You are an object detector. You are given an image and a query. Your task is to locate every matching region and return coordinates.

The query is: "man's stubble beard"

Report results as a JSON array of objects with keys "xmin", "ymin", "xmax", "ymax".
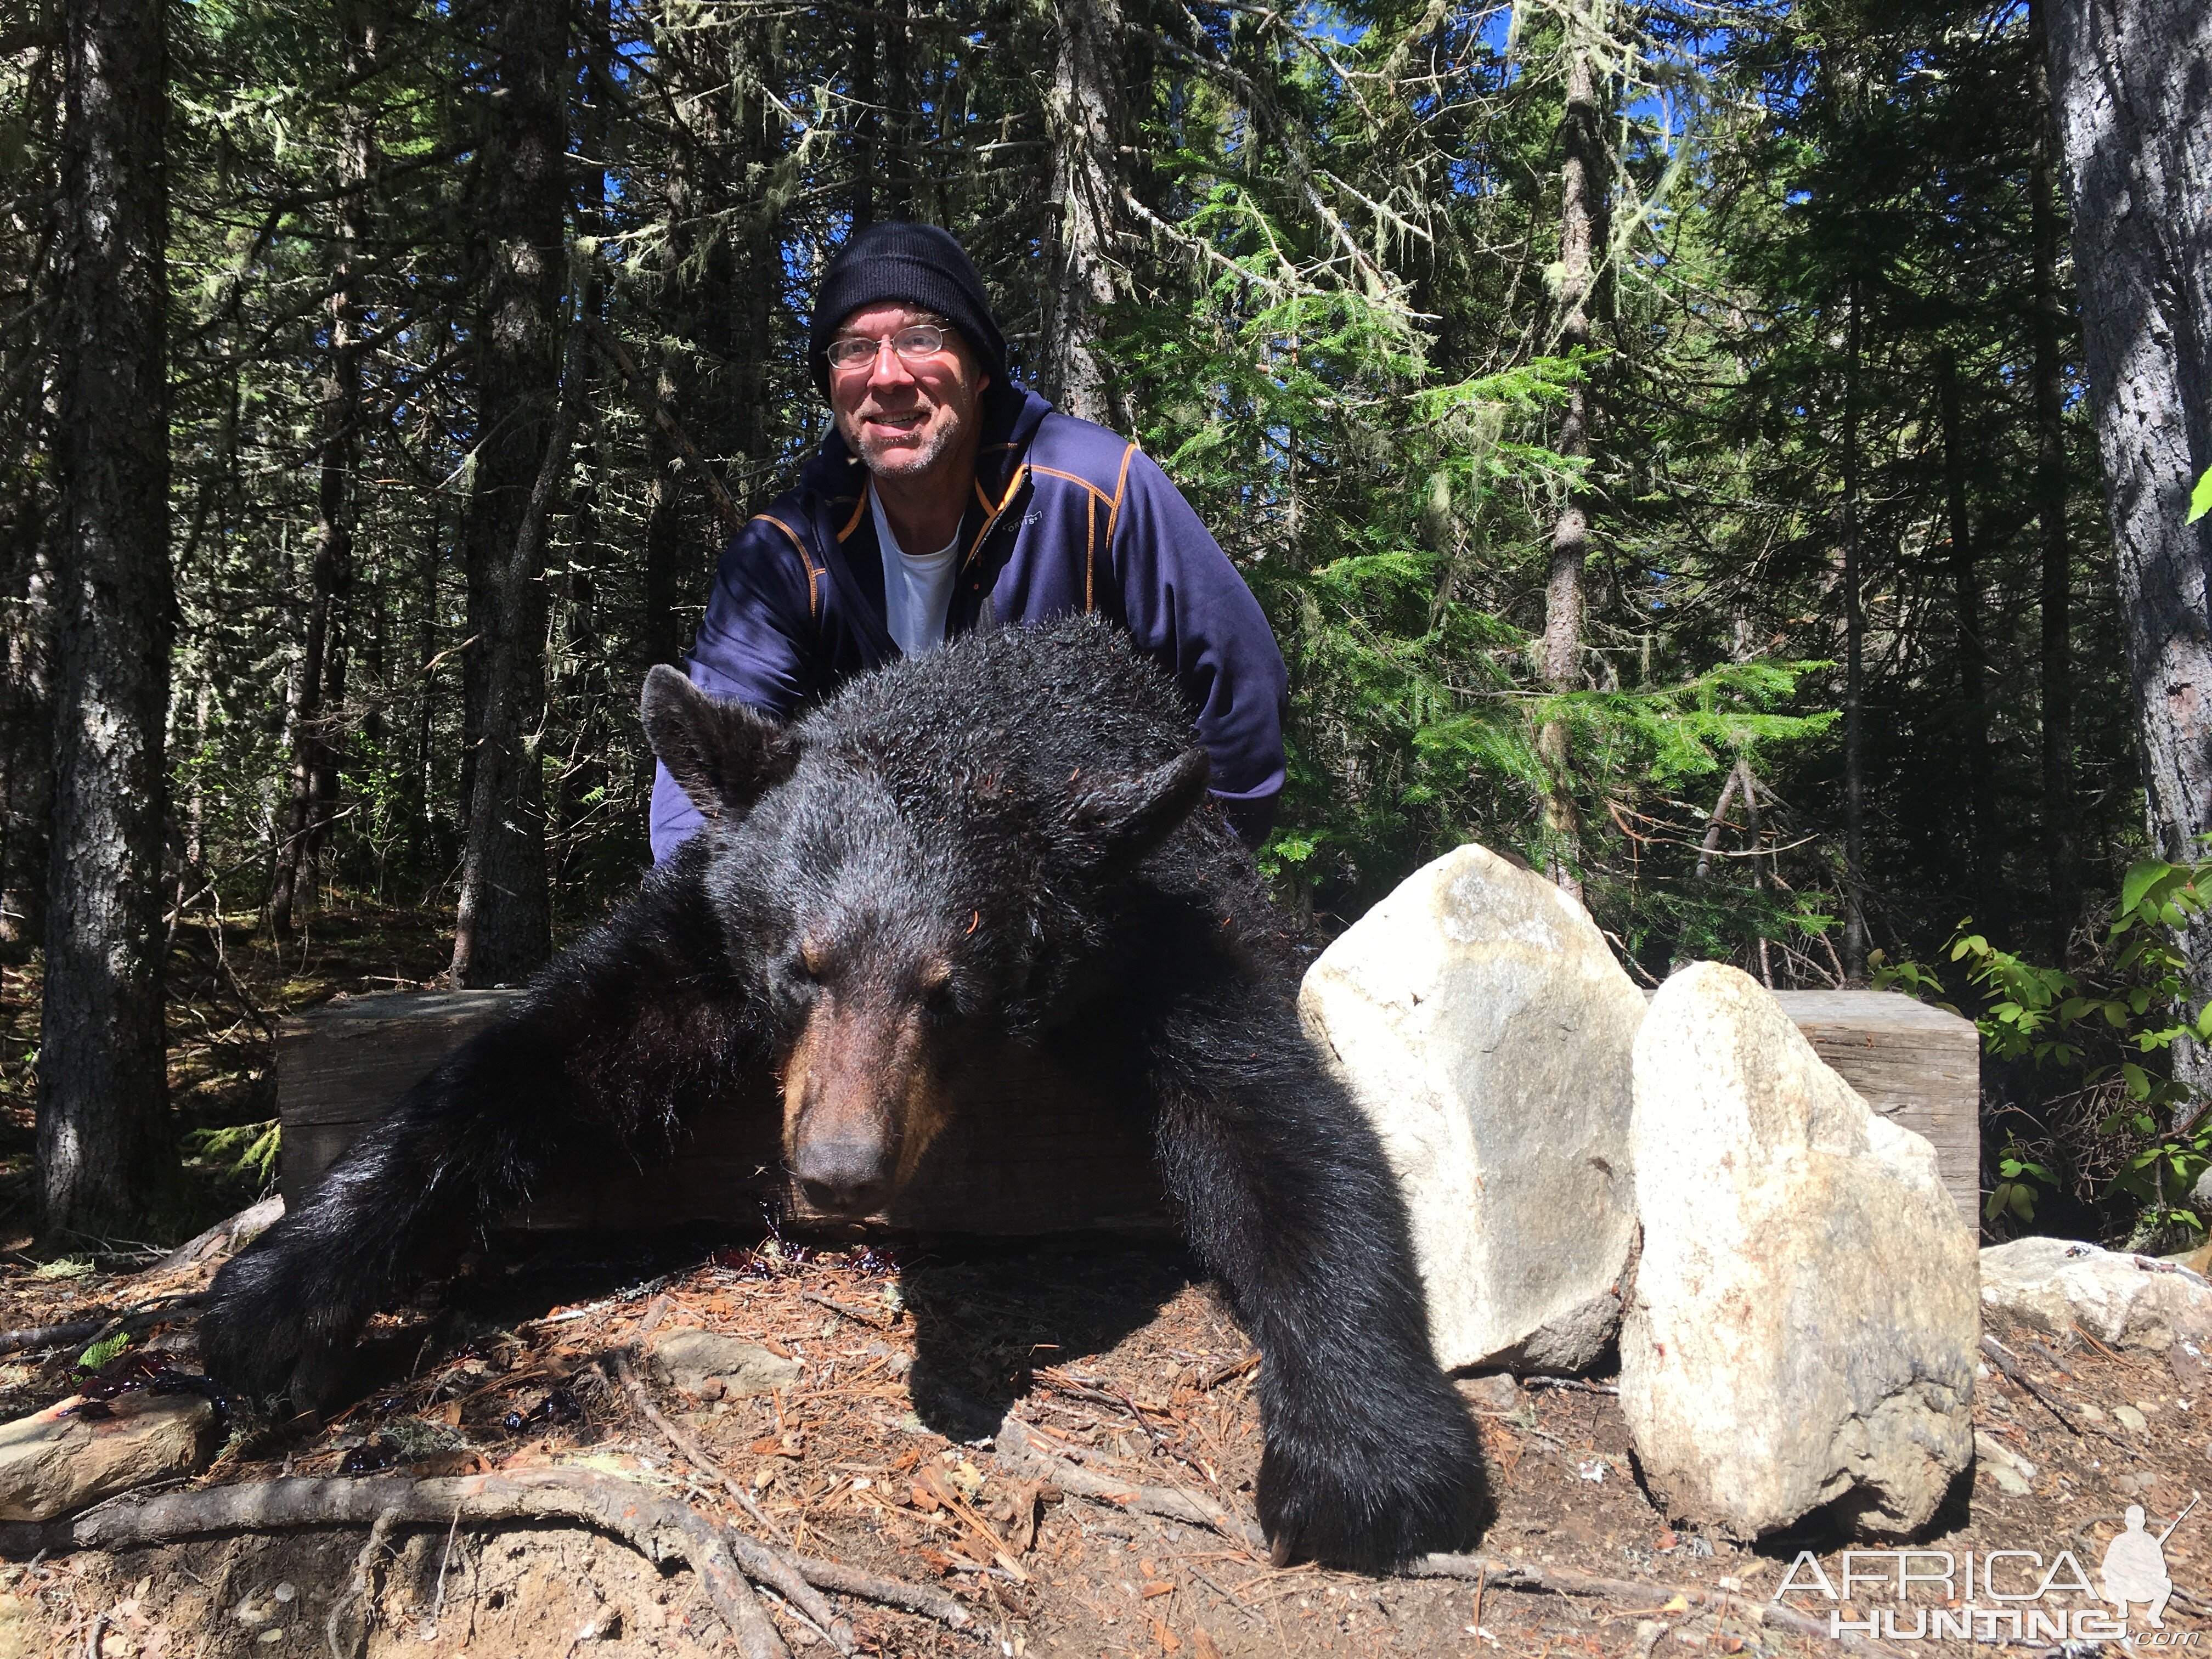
[{"xmin": 859, "ymin": 418, "xmax": 959, "ymax": 482}]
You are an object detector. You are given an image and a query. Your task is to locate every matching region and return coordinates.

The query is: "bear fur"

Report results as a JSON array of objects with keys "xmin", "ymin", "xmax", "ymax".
[{"xmin": 200, "ymin": 616, "xmax": 1485, "ymax": 1570}]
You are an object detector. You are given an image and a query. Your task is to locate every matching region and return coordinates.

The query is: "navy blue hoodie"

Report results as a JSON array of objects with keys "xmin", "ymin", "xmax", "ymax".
[{"xmin": 649, "ymin": 385, "xmax": 1289, "ymax": 859}]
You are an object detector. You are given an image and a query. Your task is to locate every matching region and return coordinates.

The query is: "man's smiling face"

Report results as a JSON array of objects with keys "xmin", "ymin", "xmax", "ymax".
[{"xmin": 827, "ymin": 302, "xmax": 992, "ymax": 484}]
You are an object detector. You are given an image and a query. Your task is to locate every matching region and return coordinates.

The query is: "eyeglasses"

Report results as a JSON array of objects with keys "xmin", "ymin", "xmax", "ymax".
[{"xmin": 825, "ymin": 324, "xmax": 951, "ymax": 373}]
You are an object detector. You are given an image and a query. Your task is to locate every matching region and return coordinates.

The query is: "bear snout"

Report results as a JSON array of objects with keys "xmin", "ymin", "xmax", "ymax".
[{"xmin": 792, "ymin": 1136, "xmax": 896, "ymax": 1215}]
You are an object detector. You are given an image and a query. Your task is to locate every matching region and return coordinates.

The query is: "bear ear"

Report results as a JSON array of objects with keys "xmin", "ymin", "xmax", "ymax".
[
  {"xmin": 1065, "ymin": 746, "xmax": 1211, "ymax": 867},
  {"xmin": 640, "ymin": 665, "xmax": 800, "ymax": 817}
]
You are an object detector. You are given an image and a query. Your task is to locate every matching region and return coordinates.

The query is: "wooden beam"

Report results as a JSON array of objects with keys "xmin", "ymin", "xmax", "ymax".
[{"xmin": 280, "ymin": 986, "xmax": 1979, "ymax": 1237}]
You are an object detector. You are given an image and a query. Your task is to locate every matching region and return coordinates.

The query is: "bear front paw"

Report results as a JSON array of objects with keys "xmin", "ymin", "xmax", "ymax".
[
  {"xmin": 1256, "ymin": 1413, "xmax": 1488, "ymax": 1571},
  {"xmin": 199, "ymin": 1248, "xmax": 348, "ymax": 1412}
]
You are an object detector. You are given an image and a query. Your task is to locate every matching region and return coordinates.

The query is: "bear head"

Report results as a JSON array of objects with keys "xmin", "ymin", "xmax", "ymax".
[{"xmin": 641, "ymin": 654, "xmax": 1210, "ymax": 1217}]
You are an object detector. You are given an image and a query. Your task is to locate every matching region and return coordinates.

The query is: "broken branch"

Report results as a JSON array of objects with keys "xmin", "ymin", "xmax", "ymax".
[
  {"xmin": 582, "ymin": 315, "xmax": 746, "ymax": 535},
  {"xmin": 996, "ymin": 1419, "xmax": 1265, "ymax": 1553},
  {"xmin": 1409, "ymin": 1553, "xmax": 1909, "ymax": 1659}
]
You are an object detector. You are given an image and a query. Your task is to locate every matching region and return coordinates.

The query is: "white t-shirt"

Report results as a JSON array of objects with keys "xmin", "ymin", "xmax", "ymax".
[{"xmin": 869, "ymin": 487, "xmax": 961, "ymax": 658}]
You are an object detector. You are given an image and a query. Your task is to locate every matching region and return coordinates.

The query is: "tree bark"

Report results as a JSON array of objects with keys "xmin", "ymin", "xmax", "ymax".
[
  {"xmin": 2044, "ymin": 0, "xmax": 2212, "ymax": 1085},
  {"xmin": 454, "ymin": 0, "xmax": 568, "ymax": 987},
  {"xmin": 1839, "ymin": 280, "xmax": 1868, "ymax": 983},
  {"xmin": 2025, "ymin": 0, "xmax": 2079, "ymax": 956},
  {"xmin": 0, "ymin": 6, "xmax": 58, "ymax": 950},
  {"xmin": 882, "ymin": 0, "xmax": 913, "ymax": 221},
  {"xmin": 849, "ymin": 8, "xmax": 877, "ymax": 232},
  {"xmin": 455, "ymin": 326, "xmax": 584, "ymax": 988},
  {"xmin": 1938, "ymin": 354, "xmax": 2002, "ymax": 939},
  {"xmin": 1537, "ymin": 27, "xmax": 1605, "ymax": 901},
  {"xmin": 728, "ymin": 26, "xmax": 778, "ymax": 503},
  {"xmin": 0, "ymin": 487, "xmax": 53, "ymax": 947},
  {"xmin": 269, "ymin": 0, "xmax": 375, "ymax": 932},
  {"xmin": 1041, "ymin": 0, "xmax": 1126, "ymax": 428},
  {"xmin": 43, "ymin": 0, "xmax": 175, "ymax": 1232}
]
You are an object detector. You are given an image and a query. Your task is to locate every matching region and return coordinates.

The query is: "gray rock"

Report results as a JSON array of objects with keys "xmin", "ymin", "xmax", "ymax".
[
  {"xmin": 648, "ymin": 1331, "xmax": 800, "ymax": 1398},
  {"xmin": 0, "ymin": 1390, "xmax": 216, "ymax": 1521},
  {"xmin": 1297, "ymin": 842, "xmax": 1644, "ymax": 1373},
  {"xmin": 1620, "ymin": 962, "xmax": 1977, "ymax": 1541},
  {"xmin": 1460, "ymin": 1373, "xmax": 1520, "ymax": 1413},
  {"xmin": 1981, "ymin": 1237, "xmax": 2212, "ymax": 1351}
]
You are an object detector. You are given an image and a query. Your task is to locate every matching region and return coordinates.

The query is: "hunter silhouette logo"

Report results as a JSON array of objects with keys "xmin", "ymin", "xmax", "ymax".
[{"xmin": 2103, "ymin": 1496, "xmax": 2196, "ymax": 1630}]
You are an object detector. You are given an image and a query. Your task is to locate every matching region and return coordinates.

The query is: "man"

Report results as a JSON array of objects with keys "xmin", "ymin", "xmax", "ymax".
[{"xmin": 648, "ymin": 221, "xmax": 1288, "ymax": 860}]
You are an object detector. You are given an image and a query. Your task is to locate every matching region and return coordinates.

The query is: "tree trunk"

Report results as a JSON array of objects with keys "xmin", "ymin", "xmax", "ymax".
[
  {"xmin": 43, "ymin": 0, "xmax": 176, "ymax": 1233},
  {"xmin": 1938, "ymin": 354, "xmax": 2002, "ymax": 939},
  {"xmin": 0, "ymin": 487, "xmax": 53, "ymax": 947},
  {"xmin": 453, "ymin": 0, "xmax": 568, "ymax": 987},
  {"xmin": 269, "ymin": 0, "xmax": 375, "ymax": 931},
  {"xmin": 2025, "ymin": 0, "xmax": 2079, "ymax": 956},
  {"xmin": 409, "ymin": 505, "xmax": 443, "ymax": 874},
  {"xmin": 849, "ymin": 8, "xmax": 877, "ymax": 231},
  {"xmin": 643, "ymin": 436, "xmax": 682, "ymax": 673},
  {"xmin": 1041, "ymin": 0, "xmax": 1125, "ymax": 427},
  {"xmin": 2044, "ymin": 0, "xmax": 2212, "ymax": 1087},
  {"xmin": 1537, "ymin": 29, "xmax": 1605, "ymax": 901},
  {"xmin": 455, "ymin": 327, "xmax": 584, "ymax": 984},
  {"xmin": 1839, "ymin": 280, "xmax": 1868, "ymax": 983},
  {"xmin": 882, "ymin": 0, "xmax": 912, "ymax": 221},
  {"xmin": 728, "ymin": 23, "xmax": 777, "ymax": 505}
]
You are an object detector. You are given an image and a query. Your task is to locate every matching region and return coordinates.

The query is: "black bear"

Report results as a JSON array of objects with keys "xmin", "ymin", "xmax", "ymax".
[{"xmin": 200, "ymin": 617, "xmax": 1485, "ymax": 1570}]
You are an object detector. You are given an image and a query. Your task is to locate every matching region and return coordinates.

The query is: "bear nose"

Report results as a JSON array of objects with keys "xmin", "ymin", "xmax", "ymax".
[{"xmin": 794, "ymin": 1139, "xmax": 893, "ymax": 1215}]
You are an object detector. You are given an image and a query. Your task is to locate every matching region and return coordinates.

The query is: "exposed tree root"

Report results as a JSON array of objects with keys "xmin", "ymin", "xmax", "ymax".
[
  {"xmin": 1409, "ymin": 1553, "xmax": 1909, "ymax": 1659},
  {"xmin": 608, "ymin": 1346, "xmax": 856, "ymax": 1653},
  {"xmin": 62, "ymin": 1467, "xmax": 975, "ymax": 1644},
  {"xmin": 70, "ymin": 1471, "xmax": 805, "ymax": 1657}
]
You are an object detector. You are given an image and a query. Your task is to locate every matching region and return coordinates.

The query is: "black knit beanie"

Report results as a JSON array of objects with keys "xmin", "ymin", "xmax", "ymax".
[{"xmin": 810, "ymin": 222, "xmax": 1009, "ymax": 398}]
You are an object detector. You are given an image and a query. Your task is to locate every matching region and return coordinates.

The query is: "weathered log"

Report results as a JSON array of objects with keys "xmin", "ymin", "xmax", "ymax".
[{"xmin": 279, "ymin": 985, "xmax": 1979, "ymax": 1234}]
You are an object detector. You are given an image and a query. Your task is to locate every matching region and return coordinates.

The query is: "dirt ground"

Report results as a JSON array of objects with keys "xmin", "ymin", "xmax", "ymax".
[{"xmin": 0, "ymin": 1227, "xmax": 2207, "ymax": 1659}]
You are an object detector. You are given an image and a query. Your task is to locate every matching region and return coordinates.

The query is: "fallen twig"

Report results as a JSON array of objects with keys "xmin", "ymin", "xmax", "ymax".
[
  {"xmin": 69, "ymin": 1471, "xmax": 791, "ymax": 1659},
  {"xmin": 0, "ymin": 1319, "xmax": 107, "ymax": 1359},
  {"xmin": 784, "ymin": 1555, "xmax": 974, "ymax": 1630},
  {"xmin": 1409, "ymin": 1553, "xmax": 1909, "ymax": 1659},
  {"xmin": 607, "ymin": 1348, "xmax": 854, "ymax": 1652},
  {"xmin": 1198, "ymin": 1353, "xmax": 1258, "ymax": 1391},
  {"xmin": 1523, "ymin": 1376, "xmax": 1620, "ymax": 1397},
  {"xmin": 1979, "ymin": 1335, "xmax": 2090, "ymax": 1439},
  {"xmin": 0, "ymin": 1294, "xmax": 206, "ymax": 1361},
  {"xmin": 996, "ymin": 1419, "xmax": 1265, "ymax": 1553},
  {"xmin": 801, "ymin": 1290, "xmax": 893, "ymax": 1331}
]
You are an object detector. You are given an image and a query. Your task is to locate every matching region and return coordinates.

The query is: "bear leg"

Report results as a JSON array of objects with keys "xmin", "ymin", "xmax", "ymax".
[
  {"xmin": 200, "ymin": 856, "xmax": 761, "ymax": 1409},
  {"xmin": 1150, "ymin": 981, "xmax": 1487, "ymax": 1571}
]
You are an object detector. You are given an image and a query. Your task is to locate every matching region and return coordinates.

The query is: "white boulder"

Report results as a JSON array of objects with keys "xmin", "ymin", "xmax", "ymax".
[
  {"xmin": 1621, "ymin": 962, "xmax": 1977, "ymax": 1539},
  {"xmin": 1297, "ymin": 842, "xmax": 1644, "ymax": 1372},
  {"xmin": 1980, "ymin": 1237, "xmax": 2212, "ymax": 1351}
]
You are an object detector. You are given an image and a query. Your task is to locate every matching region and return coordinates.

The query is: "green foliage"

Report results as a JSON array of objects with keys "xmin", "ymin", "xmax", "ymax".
[
  {"xmin": 185, "ymin": 1119, "xmax": 281, "ymax": 1188},
  {"xmin": 1985, "ymin": 1139, "xmax": 2056, "ymax": 1225},
  {"xmin": 2190, "ymin": 466, "xmax": 2212, "ymax": 526},
  {"xmin": 1880, "ymin": 851, "xmax": 2212, "ymax": 1232},
  {"xmin": 75, "ymin": 1333, "xmax": 130, "ymax": 1374}
]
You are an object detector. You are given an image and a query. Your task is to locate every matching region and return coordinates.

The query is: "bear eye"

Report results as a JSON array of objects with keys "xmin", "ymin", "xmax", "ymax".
[{"xmin": 772, "ymin": 940, "xmax": 827, "ymax": 998}]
